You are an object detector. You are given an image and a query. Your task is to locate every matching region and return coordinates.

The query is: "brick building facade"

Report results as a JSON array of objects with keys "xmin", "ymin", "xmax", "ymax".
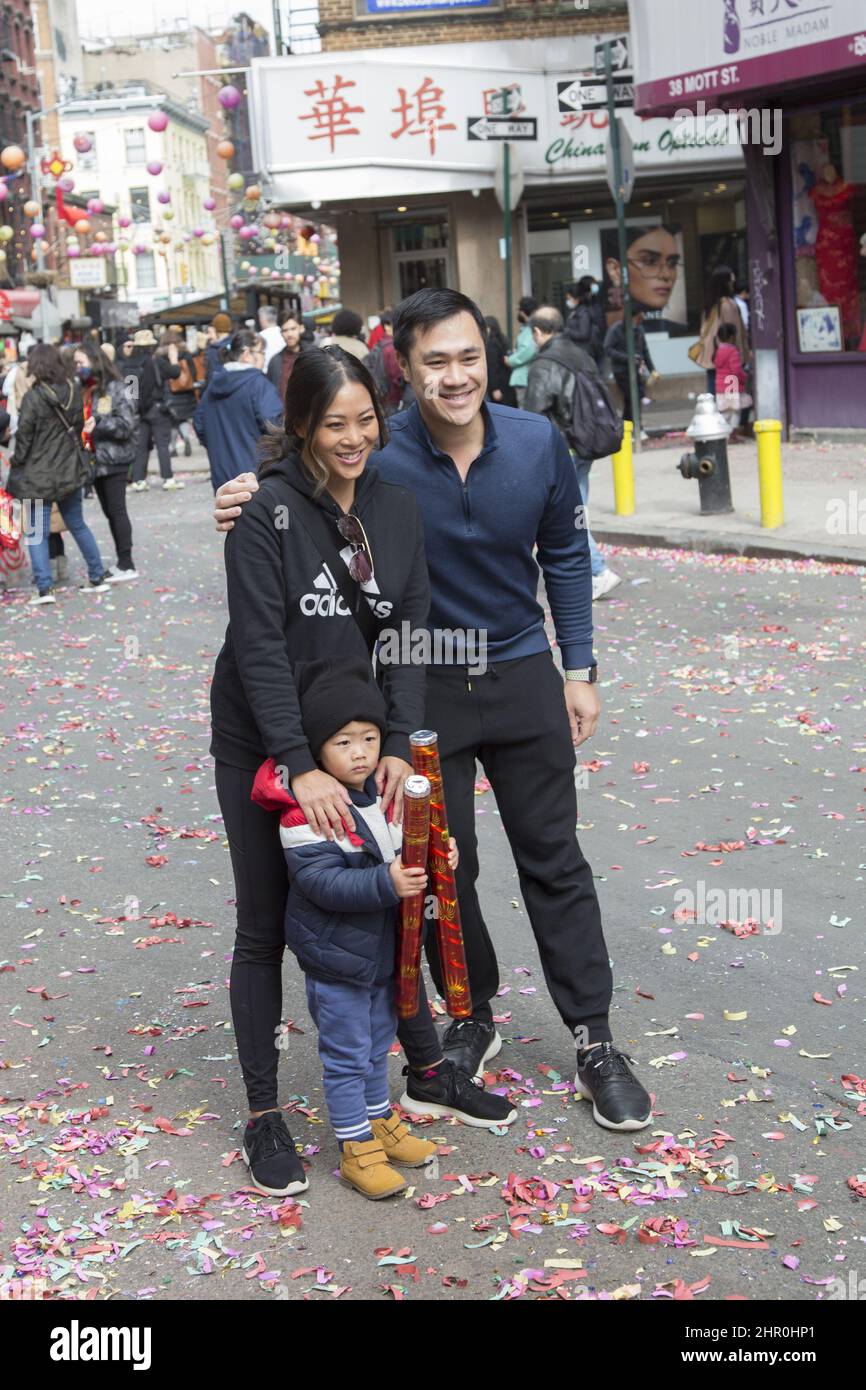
[
  {"xmin": 318, "ymin": 0, "xmax": 627, "ymax": 51},
  {"xmin": 0, "ymin": 0, "xmax": 41, "ymax": 288}
]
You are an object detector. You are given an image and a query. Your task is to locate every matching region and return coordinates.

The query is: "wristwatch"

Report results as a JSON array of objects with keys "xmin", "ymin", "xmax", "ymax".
[{"xmin": 565, "ymin": 666, "xmax": 598, "ymax": 683}]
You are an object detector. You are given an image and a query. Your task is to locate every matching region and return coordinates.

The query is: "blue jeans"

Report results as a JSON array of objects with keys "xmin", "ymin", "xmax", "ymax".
[
  {"xmin": 572, "ymin": 457, "xmax": 606, "ymax": 578},
  {"xmin": 27, "ymin": 489, "xmax": 106, "ymax": 591},
  {"xmin": 305, "ymin": 976, "xmax": 396, "ymax": 1143},
  {"xmin": 706, "ymin": 368, "xmax": 716, "ymax": 395}
]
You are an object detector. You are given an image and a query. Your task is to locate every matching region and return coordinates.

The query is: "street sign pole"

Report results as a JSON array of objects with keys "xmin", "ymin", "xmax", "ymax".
[
  {"xmin": 605, "ymin": 41, "xmax": 641, "ymax": 452},
  {"xmin": 503, "ymin": 140, "xmax": 513, "ymax": 343}
]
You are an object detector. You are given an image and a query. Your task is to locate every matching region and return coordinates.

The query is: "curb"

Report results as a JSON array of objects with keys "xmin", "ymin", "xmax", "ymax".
[{"xmin": 592, "ymin": 525, "xmax": 866, "ymax": 568}]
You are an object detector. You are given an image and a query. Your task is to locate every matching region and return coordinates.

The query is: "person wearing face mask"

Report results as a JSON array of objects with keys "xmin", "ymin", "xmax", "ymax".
[
  {"xmin": 73, "ymin": 342, "xmax": 139, "ymax": 580},
  {"xmin": 504, "ymin": 296, "xmax": 538, "ymax": 407},
  {"xmin": 193, "ymin": 330, "xmax": 284, "ymax": 492}
]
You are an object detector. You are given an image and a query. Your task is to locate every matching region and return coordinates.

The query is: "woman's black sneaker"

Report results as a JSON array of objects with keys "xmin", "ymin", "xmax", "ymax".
[
  {"xmin": 242, "ymin": 1110, "xmax": 309, "ymax": 1196},
  {"xmin": 574, "ymin": 1043, "xmax": 652, "ymax": 1132},
  {"xmin": 399, "ymin": 1060, "xmax": 517, "ymax": 1129},
  {"xmin": 441, "ymin": 1018, "xmax": 501, "ymax": 1077}
]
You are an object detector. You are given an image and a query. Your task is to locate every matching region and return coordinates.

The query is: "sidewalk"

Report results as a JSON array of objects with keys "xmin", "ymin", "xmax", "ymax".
[{"xmin": 590, "ymin": 437, "xmax": 866, "ymax": 565}]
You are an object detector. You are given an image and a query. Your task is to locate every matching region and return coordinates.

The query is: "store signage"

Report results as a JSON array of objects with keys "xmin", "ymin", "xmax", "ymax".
[
  {"xmin": 362, "ymin": 0, "xmax": 493, "ymax": 9},
  {"xmin": 248, "ymin": 44, "xmax": 743, "ymax": 203},
  {"xmin": 558, "ymin": 77, "xmax": 634, "ymax": 112},
  {"xmin": 69, "ymin": 258, "xmax": 108, "ymax": 288},
  {"xmin": 467, "ymin": 116, "xmax": 537, "ymax": 140},
  {"xmin": 631, "ymin": 0, "xmax": 866, "ymax": 113}
]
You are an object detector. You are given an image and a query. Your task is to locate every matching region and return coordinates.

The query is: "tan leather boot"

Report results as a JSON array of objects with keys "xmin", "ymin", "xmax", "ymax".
[
  {"xmin": 371, "ymin": 1112, "xmax": 437, "ymax": 1168},
  {"xmin": 339, "ymin": 1137, "xmax": 406, "ymax": 1200}
]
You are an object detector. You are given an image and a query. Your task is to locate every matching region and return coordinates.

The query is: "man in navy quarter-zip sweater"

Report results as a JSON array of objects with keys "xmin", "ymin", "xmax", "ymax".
[{"xmin": 214, "ymin": 288, "xmax": 652, "ymax": 1133}]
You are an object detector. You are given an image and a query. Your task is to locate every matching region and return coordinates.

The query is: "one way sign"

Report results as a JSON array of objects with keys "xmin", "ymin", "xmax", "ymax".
[
  {"xmin": 594, "ymin": 35, "xmax": 631, "ymax": 73},
  {"xmin": 557, "ymin": 78, "xmax": 633, "ymax": 113},
  {"xmin": 467, "ymin": 116, "xmax": 538, "ymax": 141}
]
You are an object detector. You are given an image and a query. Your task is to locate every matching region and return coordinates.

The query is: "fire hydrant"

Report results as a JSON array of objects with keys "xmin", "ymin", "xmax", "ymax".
[{"xmin": 677, "ymin": 394, "xmax": 733, "ymax": 515}]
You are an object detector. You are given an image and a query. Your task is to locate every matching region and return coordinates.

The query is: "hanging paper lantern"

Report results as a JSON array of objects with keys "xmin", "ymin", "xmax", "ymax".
[
  {"xmin": 157, "ymin": 190, "xmax": 171, "ymax": 204},
  {"xmin": 227, "ymin": 172, "xmax": 244, "ymax": 191},
  {"xmin": 216, "ymin": 139, "xmax": 235, "ymax": 160},
  {"xmin": 1, "ymin": 144, "xmax": 26, "ymax": 171},
  {"xmin": 67, "ymin": 242, "xmax": 81, "ymax": 258},
  {"xmin": 23, "ymin": 200, "xmax": 41, "ymax": 218},
  {"xmin": 244, "ymin": 184, "xmax": 261, "ymax": 201},
  {"xmin": 229, "ymin": 213, "xmax": 244, "ymax": 229},
  {"xmin": 146, "ymin": 160, "xmax": 163, "ymax": 177},
  {"xmin": 131, "ymin": 243, "xmax": 146, "ymax": 255},
  {"xmin": 118, "ymin": 214, "xmax": 132, "ymax": 228},
  {"xmin": 239, "ymin": 225, "xmax": 256, "ymax": 239},
  {"xmin": 201, "ymin": 233, "xmax": 215, "ymax": 246},
  {"xmin": 74, "ymin": 218, "xmax": 91, "ymax": 234},
  {"xmin": 94, "ymin": 230, "xmax": 107, "ymax": 242},
  {"xmin": 192, "ymin": 226, "xmax": 205, "ymax": 237},
  {"xmin": 248, "ymin": 266, "xmax": 258, "ymax": 275},
  {"xmin": 28, "ymin": 222, "xmax": 46, "ymax": 238},
  {"xmin": 280, "ymin": 215, "xmax": 292, "ymax": 228},
  {"xmin": 0, "ymin": 182, "xmax": 8, "ymax": 202},
  {"xmin": 163, "ymin": 209, "xmax": 174, "ymax": 221},
  {"xmin": 87, "ymin": 198, "xmax": 104, "ymax": 215},
  {"xmin": 218, "ymin": 84, "xmax": 242, "ymax": 109},
  {"xmin": 262, "ymin": 212, "xmax": 280, "ymax": 229},
  {"xmin": 58, "ymin": 175, "xmax": 75, "ymax": 192},
  {"xmin": 73, "ymin": 133, "xmax": 93, "ymax": 154},
  {"xmin": 148, "ymin": 111, "xmax": 169, "ymax": 132},
  {"xmin": 203, "ymin": 196, "xmax": 216, "ymax": 211},
  {"xmin": 117, "ymin": 239, "xmax": 129, "ymax": 252},
  {"xmin": 0, "ymin": 224, "xmax": 14, "ymax": 240}
]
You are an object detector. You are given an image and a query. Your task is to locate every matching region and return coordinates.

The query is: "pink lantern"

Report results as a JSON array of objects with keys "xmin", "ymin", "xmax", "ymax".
[
  {"xmin": 148, "ymin": 111, "xmax": 169, "ymax": 133},
  {"xmin": 192, "ymin": 227, "xmax": 204, "ymax": 237},
  {"xmin": 248, "ymin": 266, "xmax": 258, "ymax": 275},
  {"xmin": 239, "ymin": 225, "xmax": 256, "ymax": 239},
  {"xmin": 157, "ymin": 190, "xmax": 171, "ymax": 204},
  {"xmin": 86, "ymin": 198, "xmax": 104, "ymax": 215},
  {"xmin": 58, "ymin": 175, "xmax": 75, "ymax": 192},
  {"xmin": 280, "ymin": 215, "xmax": 292, "ymax": 227},
  {"xmin": 203, "ymin": 196, "xmax": 216, "ymax": 211},
  {"xmin": 73, "ymin": 133, "xmax": 93, "ymax": 154},
  {"xmin": 146, "ymin": 160, "xmax": 163, "ymax": 176},
  {"xmin": 29, "ymin": 223, "xmax": 46, "ymax": 238},
  {"xmin": 229, "ymin": 213, "xmax": 244, "ymax": 229},
  {"xmin": 132, "ymin": 243, "xmax": 146, "ymax": 255},
  {"xmin": 67, "ymin": 243, "xmax": 81, "ymax": 258},
  {"xmin": 0, "ymin": 182, "xmax": 8, "ymax": 202},
  {"xmin": 118, "ymin": 215, "xmax": 132, "ymax": 228},
  {"xmin": 218, "ymin": 84, "xmax": 242, "ymax": 110}
]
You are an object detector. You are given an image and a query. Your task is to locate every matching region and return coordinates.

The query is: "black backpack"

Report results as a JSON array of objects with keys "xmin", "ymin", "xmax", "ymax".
[{"xmin": 568, "ymin": 369, "xmax": 624, "ymax": 460}]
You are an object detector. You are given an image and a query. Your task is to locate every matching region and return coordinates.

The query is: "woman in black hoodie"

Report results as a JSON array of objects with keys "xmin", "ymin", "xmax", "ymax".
[{"xmin": 210, "ymin": 346, "xmax": 449, "ymax": 1196}]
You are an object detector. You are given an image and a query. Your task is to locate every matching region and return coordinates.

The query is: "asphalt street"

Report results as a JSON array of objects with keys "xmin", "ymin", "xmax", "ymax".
[{"xmin": 1, "ymin": 472, "xmax": 864, "ymax": 1303}]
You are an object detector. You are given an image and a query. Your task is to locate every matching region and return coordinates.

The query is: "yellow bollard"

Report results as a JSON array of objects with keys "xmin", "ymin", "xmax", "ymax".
[
  {"xmin": 611, "ymin": 420, "xmax": 635, "ymax": 516},
  {"xmin": 754, "ymin": 419, "xmax": 784, "ymax": 528}
]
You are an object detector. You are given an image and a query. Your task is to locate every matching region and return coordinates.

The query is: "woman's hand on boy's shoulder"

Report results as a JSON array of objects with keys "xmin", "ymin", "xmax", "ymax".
[{"xmin": 213, "ymin": 472, "xmax": 259, "ymax": 532}]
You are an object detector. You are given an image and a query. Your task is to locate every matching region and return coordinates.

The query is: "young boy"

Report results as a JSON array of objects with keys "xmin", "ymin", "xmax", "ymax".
[{"xmin": 252, "ymin": 657, "xmax": 449, "ymax": 1200}]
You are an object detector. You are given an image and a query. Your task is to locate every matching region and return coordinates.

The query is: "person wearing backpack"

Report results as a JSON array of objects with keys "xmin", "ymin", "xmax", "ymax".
[
  {"xmin": 564, "ymin": 279, "xmax": 605, "ymax": 366},
  {"xmin": 525, "ymin": 306, "xmax": 622, "ymax": 600},
  {"xmin": 364, "ymin": 313, "xmax": 406, "ymax": 417}
]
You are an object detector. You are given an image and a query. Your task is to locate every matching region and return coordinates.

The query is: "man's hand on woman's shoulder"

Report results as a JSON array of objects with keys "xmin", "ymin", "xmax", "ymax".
[{"xmin": 214, "ymin": 472, "xmax": 259, "ymax": 531}]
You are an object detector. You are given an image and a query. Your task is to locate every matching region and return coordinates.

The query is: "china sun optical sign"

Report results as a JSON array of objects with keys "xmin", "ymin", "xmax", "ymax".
[{"xmin": 631, "ymin": 0, "xmax": 866, "ymax": 114}]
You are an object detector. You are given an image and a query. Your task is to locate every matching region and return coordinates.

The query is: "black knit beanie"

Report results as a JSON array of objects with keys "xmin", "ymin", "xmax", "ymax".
[{"xmin": 295, "ymin": 656, "xmax": 387, "ymax": 756}]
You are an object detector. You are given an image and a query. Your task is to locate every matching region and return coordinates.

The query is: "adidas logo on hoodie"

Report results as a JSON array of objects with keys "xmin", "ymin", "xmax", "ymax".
[{"xmin": 299, "ymin": 558, "xmax": 393, "ymax": 619}]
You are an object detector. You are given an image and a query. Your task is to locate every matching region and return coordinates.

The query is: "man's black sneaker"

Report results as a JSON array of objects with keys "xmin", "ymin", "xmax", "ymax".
[
  {"xmin": 242, "ymin": 1110, "xmax": 309, "ymax": 1197},
  {"xmin": 441, "ymin": 1017, "xmax": 501, "ymax": 1078},
  {"xmin": 399, "ymin": 1060, "xmax": 517, "ymax": 1129},
  {"xmin": 574, "ymin": 1043, "xmax": 652, "ymax": 1132}
]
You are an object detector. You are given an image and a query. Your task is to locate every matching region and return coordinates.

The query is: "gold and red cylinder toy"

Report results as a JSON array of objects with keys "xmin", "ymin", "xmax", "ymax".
[
  {"xmin": 394, "ymin": 773, "xmax": 431, "ymax": 1020},
  {"xmin": 410, "ymin": 730, "xmax": 472, "ymax": 1019}
]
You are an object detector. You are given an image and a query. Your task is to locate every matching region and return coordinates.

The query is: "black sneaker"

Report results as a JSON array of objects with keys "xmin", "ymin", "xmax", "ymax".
[
  {"xmin": 574, "ymin": 1043, "xmax": 652, "ymax": 1132},
  {"xmin": 80, "ymin": 572, "xmax": 112, "ymax": 593},
  {"xmin": 441, "ymin": 1017, "xmax": 501, "ymax": 1078},
  {"xmin": 241, "ymin": 1111, "xmax": 310, "ymax": 1197},
  {"xmin": 399, "ymin": 1060, "xmax": 517, "ymax": 1129}
]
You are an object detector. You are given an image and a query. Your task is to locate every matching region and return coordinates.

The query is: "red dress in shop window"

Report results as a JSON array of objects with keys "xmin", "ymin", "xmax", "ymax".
[{"xmin": 809, "ymin": 180, "xmax": 860, "ymax": 346}]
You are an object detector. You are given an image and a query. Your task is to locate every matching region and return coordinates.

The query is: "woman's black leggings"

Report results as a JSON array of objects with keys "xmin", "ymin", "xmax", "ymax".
[{"xmin": 215, "ymin": 761, "xmax": 443, "ymax": 1111}]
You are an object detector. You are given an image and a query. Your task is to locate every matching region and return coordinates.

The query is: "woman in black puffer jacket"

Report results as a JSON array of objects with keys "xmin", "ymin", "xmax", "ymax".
[
  {"xmin": 9, "ymin": 344, "xmax": 109, "ymax": 604},
  {"xmin": 73, "ymin": 343, "xmax": 139, "ymax": 580}
]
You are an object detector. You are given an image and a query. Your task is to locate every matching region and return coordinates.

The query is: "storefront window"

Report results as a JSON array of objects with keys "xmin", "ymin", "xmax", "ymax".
[{"xmin": 789, "ymin": 104, "xmax": 866, "ymax": 353}]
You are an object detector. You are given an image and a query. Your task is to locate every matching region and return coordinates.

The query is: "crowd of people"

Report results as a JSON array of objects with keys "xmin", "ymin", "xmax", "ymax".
[{"xmin": 1, "ymin": 269, "xmax": 752, "ymax": 606}]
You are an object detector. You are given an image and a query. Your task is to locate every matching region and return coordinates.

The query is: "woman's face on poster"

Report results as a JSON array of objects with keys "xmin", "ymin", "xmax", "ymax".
[{"xmin": 606, "ymin": 227, "xmax": 681, "ymax": 311}]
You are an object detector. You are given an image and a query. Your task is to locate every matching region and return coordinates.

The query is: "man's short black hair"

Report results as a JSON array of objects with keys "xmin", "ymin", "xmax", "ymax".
[{"xmin": 393, "ymin": 288, "xmax": 487, "ymax": 360}]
